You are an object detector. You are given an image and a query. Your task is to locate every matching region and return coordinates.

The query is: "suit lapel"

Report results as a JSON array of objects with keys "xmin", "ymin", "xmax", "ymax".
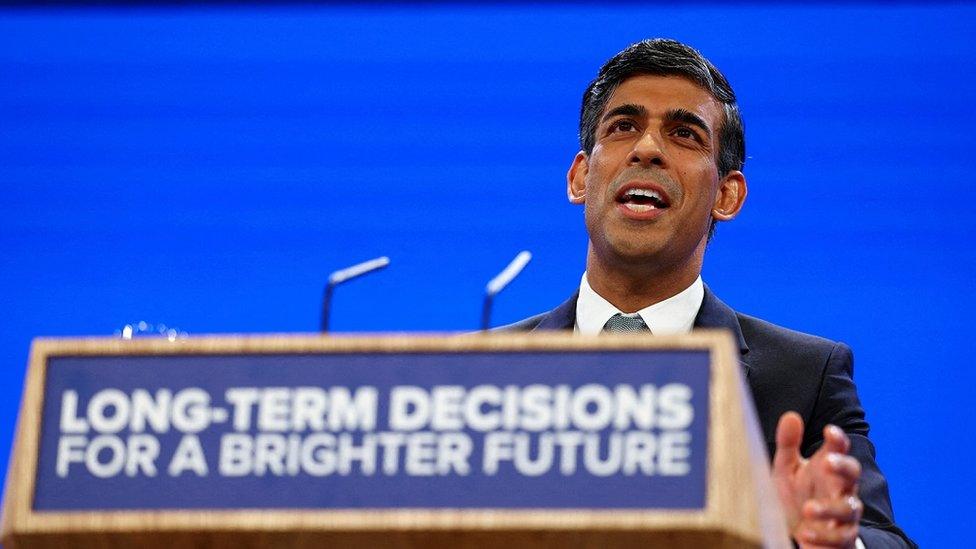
[
  {"xmin": 694, "ymin": 285, "xmax": 751, "ymax": 378},
  {"xmin": 693, "ymin": 286, "xmax": 748, "ymax": 352}
]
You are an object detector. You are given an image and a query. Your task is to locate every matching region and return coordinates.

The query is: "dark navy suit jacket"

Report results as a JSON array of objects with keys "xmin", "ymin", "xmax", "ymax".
[{"xmin": 501, "ymin": 287, "xmax": 915, "ymax": 548}]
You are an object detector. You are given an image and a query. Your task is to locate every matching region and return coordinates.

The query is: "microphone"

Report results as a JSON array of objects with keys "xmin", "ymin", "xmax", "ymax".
[
  {"xmin": 481, "ymin": 251, "xmax": 532, "ymax": 331},
  {"xmin": 321, "ymin": 256, "xmax": 390, "ymax": 333}
]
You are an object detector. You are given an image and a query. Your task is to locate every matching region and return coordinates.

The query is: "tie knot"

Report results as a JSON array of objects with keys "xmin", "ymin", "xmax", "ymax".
[{"xmin": 602, "ymin": 313, "xmax": 650, "ymax": 333}]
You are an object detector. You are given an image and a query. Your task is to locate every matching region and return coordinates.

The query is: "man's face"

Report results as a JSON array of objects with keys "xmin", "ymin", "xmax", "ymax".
[{"xmin": 568, "ymin": 74, "xmax": 745, "ymax": 271}]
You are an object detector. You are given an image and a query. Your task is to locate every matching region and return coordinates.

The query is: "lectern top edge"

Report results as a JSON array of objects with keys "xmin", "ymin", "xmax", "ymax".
[{"xmin": 27, "ymin": 329, "xmax": 734, "ymax": 357}]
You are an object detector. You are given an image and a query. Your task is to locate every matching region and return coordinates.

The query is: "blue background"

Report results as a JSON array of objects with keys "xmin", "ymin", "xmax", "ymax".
[
  {"xmin": 35, "ymin": 351, "xmax": 709, "ymax": 510},
  {"xmin": 1, "ymin": 2, "xmax": 973, "ymax": 545}
]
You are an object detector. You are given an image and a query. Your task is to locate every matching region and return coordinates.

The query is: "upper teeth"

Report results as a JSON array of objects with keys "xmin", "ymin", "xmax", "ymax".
[{"xmin": 626, "ymin": 189, "xmax": 662, "ymax": 200}]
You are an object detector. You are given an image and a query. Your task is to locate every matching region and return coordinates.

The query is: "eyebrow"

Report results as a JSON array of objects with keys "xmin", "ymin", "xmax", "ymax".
[
  {"xmin": 602, "ymin": 104, "xmax": 712, "ymax": 137},
  {"xmin": 664, "ymin": 108, "xmax": 711, "ymax": 136},
  {"xmin": 601, "ymin": 103, "xmax": 646, "ymax": 123}
]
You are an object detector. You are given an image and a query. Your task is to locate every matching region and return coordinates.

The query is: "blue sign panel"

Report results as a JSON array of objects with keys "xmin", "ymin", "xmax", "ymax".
[{"xmin": 34, "ymin": 349, "xmax": 709, "ymax": 510}]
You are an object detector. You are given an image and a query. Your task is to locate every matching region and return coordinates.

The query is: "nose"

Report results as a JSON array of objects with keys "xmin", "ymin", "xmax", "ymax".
[{"xmin": 629, "ymin": 131, "xmax": 666, "ymax": 168}]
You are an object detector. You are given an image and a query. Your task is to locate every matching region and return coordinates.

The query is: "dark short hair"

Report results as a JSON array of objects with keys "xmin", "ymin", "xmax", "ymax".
[{"xmin": 579, "ymin": 39, "xmax": 745, "ymax": 176}]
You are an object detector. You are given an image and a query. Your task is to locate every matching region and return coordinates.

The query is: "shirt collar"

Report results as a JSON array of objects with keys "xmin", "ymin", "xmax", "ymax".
[{"xmin": 575, "ymin": 273, "xmax": 705, "ymax": 335}]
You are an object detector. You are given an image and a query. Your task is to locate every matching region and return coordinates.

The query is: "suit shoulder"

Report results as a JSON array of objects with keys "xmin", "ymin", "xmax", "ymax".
[
  {"xmin": 735, "ymin": 311, "xmax": 848, "ymax": 361},
  {"xmin": 493, "ymin": 293, "xmax": 578, "ymax": 332},
  {"xmin": 493, "ymin": 313, "xmax": 547, "ymax": 332}
]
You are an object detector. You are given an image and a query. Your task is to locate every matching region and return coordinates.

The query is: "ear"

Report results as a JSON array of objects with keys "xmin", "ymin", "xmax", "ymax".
[
  {"xmin": 711, "ymin": 170, "xmax": 747, "ymax": 222},
  {"xmin": 567, "ymin": 151, "xmax": 588, "ymax": 204}
]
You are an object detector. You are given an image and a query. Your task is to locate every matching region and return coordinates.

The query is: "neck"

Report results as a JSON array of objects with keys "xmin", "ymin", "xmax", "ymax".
[{"xmin": 584, "ymin": 243, "xmax": 704, "ymax": 313}]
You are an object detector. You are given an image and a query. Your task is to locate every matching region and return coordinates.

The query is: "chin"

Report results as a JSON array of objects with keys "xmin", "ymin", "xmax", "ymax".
[{"xmin": 603, "ymin": 236, "xmax": 670, "ymax": 266}]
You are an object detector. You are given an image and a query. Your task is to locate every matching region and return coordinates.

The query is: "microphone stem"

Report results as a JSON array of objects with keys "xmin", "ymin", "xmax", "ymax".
[
  {"xmin": 321, "ymin": 283, "xmax": 335, "ymax": 333},
  {"xmin": 481, "ymin": 293, "xmax": 494, "ymax": 331}
]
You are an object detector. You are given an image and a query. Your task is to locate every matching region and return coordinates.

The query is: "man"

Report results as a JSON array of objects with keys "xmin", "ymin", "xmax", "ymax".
[{"xmin": 504, "ymin": 39, "xmax": 914, "ymax": 548}]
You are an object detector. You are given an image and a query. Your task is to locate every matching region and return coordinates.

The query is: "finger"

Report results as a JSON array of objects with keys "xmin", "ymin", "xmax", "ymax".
[
  {"xmin": 803, "ymin": 496, "xmax": 863, "ymax": 524},
  {"xmin": 821, "ymin": 424, "xmax": 850, "ymax": 454},
  {"xmin": 825, "ymin": 453, "xmax": 862, "ymax": 489},
  {"xmin": 812, "ymin": 452, "xmax": 860, "ymax": 497},
  {"xmin": 774, "ymin": 411, "xmax": 805, "ymax": 471},
  {"xmin": 807, "ymin": 427, "xmax": 856, "ymax": 497},
  {"xmin": 797, "ymin": 521, "xmax": 860, "ymax": 548}
]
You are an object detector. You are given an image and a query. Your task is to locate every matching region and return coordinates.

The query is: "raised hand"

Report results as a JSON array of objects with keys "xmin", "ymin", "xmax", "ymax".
[{"xmin": 773, "ymin": 411, "xmax": 863, "ymax": 548}]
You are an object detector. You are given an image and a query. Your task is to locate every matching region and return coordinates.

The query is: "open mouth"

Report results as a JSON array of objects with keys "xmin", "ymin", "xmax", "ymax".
[{"xmin": 616, "ymin": 185, "xmax": 671, "ymax": 212}]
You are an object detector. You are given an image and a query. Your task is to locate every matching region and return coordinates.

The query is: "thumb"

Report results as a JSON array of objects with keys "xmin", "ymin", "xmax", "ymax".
[{"xmin": 773, "ymin": 411, "xmax": 804, "ymax": 473}]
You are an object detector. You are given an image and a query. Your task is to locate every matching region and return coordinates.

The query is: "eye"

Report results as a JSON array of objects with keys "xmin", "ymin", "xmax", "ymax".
[
  {"xmin": 672, "ymin": 126, "xmax": 699, "ymax": 140},
  {"xmin": 608, "ymin": 119, "xmax": 638, "ymax": 134}
]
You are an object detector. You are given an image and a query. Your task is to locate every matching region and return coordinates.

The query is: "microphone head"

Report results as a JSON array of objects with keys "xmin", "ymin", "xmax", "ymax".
[
  {"xmin": 486, "ymin": 250, "xmax": 532, "ymax": 297},
  {"xmin": 328, "ymin": 256, "xmax": 391, "ymax": 286}
]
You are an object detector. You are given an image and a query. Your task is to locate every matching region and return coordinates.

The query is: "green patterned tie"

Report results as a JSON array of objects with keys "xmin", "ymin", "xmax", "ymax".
[{"xmin": 602, "ymin": 313, "xmax": 651, "ymax": 333}]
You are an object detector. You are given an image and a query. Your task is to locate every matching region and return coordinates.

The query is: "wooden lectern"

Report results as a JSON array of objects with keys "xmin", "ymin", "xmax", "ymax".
[{"xmin": 2, "ymin": 332, "xmax": 790, "ymax": 548}]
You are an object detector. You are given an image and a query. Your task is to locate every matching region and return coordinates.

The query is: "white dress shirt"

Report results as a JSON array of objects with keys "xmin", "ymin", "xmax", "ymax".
[{"xmin": 575, "ymin": 273, "xmax": 704, "ymax": 335}]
